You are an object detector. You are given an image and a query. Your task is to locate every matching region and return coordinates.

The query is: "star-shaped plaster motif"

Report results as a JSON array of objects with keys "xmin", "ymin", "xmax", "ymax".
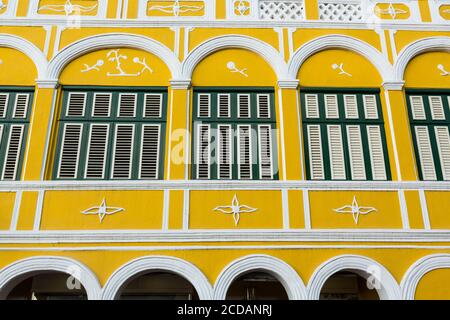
[
  {"xmin": 333, "ymin": 196, "xmax": 377, "ymax": 224},
  {"xmin": 81, "ymin": 199, "xmax": 124, "ymax": 223},
  {"xmin": 375, "ymin": 3, "xmax": 407, "ymax": 19},
  {"xmin": 213, "ymin": 194, "xmax": 257, "ymax": 226}
]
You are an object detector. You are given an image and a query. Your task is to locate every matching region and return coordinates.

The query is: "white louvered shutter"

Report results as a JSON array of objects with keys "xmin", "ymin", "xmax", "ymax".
[
  {"xmin": 217, "ymin": 125, "xmax": 232, "ymax": 179},
  {"xmin": 111, "ymin": 125, "xmax": 135, "ymax": 179},
  {"xmin": 410, "ymin": 96, "xmax": 426, "ymax": 120},
  {"xmin": 217, "ymin": 94, "xmax": 230, "ymax": 118},
  {"xmin": 305, "ymin": 94, "xmax": 319, "ymax": 118},
  {"xmin": 92, "ymin": 93, "xmax": 112, "ymax": 117},
  {"xmin": 324, "ymin": 94, "xmax": 339, "ymax": 119},
  {"xmin": 346, "ymin": 125, "xmax": 366, "ymax": 180},
  {"xmin": 307, "ymin": 125, "xmax": 324, "ymax": 180},
  {"xmin": 196, "ymin": 124, "xmax": 210, "ymax": 179},
  {"xmin": 344, "ymin": 95, "xmax": 359, "ymax": 119},
  {"xmin": 367, "ymin": 125, "xmax": 387, "ymax": 180},
  {"xmin": 258, "ymin": 125, "xmax": 273, "ymax": 179},
  {"xmin": 429, "ymin": 96, "xmax": 445, "ymax": 120},
  {"xmin": 238, "ymin": 94, "xmax": 251, "ymax": 118},
  {"xmin": 84, "ymin": 124, "xmax": 109, "ymax": 179},
  {"xmin": 140, "ymin": 125, "xmax": 161, "ymax": 179},
  {"xmin": 0, "ymin": 94, "xmax": 9, "ymax": 118},
  {"xmin": 434, "ymin": 126, "xmax": 450, "ymax": 180},
  {"xmin": 238, "ymin": 125, "xmax": 252, "ymax": 179},
  {"xmin": 58, "ymin": 124, "xmax": 83, "ymax": 178},
  {"xmin": 144, "ymin": 94, "xmax": 162, "ymax": 118},
  {"xmin": 198, "ymin": 94, "xmax": 211, "ymax": 118},
  {"xmin": 2, "ymin": 125, "xmax": 24, "ymax": 180},
  {"xmin": 118, "ymin": 94, "xmax": 137, "ymax": 117},
  {"xmin": 327, "ymin": 125, "xmax": 346, "ymax": 180},
  {"xmin": 414, "ymin": 126, "xmax": 436, "ymax": 180},
  {"xmin": 257, "ymin": 94, "xmax": 271, "ymax": 119},
  {"xmin": 363, "ymin": 95, "xmax": 379, "ymax": 119},
  {"xmin": 66, "ymin": 92, "xmax": 86, "ymax": 117}
]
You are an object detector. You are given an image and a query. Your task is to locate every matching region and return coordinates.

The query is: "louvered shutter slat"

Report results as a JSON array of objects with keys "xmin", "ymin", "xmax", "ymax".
[
  {"xmin": 2, "ymin": 125, "xmax": 24, "ymax": 180},
  {"xmin": 118, "ymin": 94, "xmax": 137, "ymax": 117},
  {"xmin": 144, "ymin": 94, "xmax": 163, "ymax": 118},
  {"xmin": 198, "ymin": 94, "xmax": 211, "ymax": 118},
  {"xmin": 363, "ymin": 95, "xmax": 379, "ymax": 119},
  {"xmin": 258, "ymin": 125, "xmax": 273, "ymax": 179},
  {"xmin": 327, "ymin": 125, "xmax": 346, "ymax": 180},
  {"xmin": 307, "ymin": 125, "xmax": 324, "ymax": 180},
  {"xmin": 58, "ymin": 124, "xmax": 83, "ymax": 179},
  {"xmin": 0, "ymin": 94, "xmax": 9, "ymax": 118},
  {"xmin": 140, "ymin": 125, "xmax": 161, "ymax": 179},
  {"xmin": 305, "ymin": 94, "xmax": 319, "ymax": 119},
  {"xmin": 217, "ymin": 94, "xmax": 231, "ymax": 118},
  {"xmin": 238, "ymin": 94, "xmax": 251, "ymax": 118},
  {"xmin": 324, "ymin": 95, "xmax": 339, "ymax": 119},
  {"xmin": 415, "ymin": 126, "xmax": 436, "ymax": 180},
  {"xmin": 429, "ymin": 96, "xmax": 445, "ymax": 120},
  {"xmin": 13, "ymin": 94, "xmax": 29, "ymax": 118},
  {"xmin": 367, "ymin": 125, "xmax": 387, "ymax": 180},
  {"xmin": 92, "ymin": 93, "xmax": 112, "ymax": 117},
  {"xmin": 344, "ymin": 95, "xmax": 359, "ymax": 119},
  {"xmin": 257, "ymin": 94, "xmax": 271, "ymax": 119},
  {"xmin": 346, "ymin": 125, "xmax": 366, "ymax": 180},
  {"xmin": 238, "ymin": 125, "xmax": 252, "ymax": 179},
  {"xmin": 410, "ymin": 96, "xmax": 426, "ymax": 120},
  {"xmin": 85, "ymin": 124, "xmax": 109, "ymax": 179},
  {"xmin": 196, "ymin": 124, "xmax": 210, "ymax": 179},
  {"xmin": 66, "ymin": 93, "xmax": 86, "ymax": 117},
  {"xmin": 218, "ymin": 125, "xmax": 232, "ymax": 179},
  {"xmin": 112, "ymin": 125, "xmax": 134, "ymax": 179},
  {"xmin": 434, "ymin": 126, "xmax": 450, "ymax": 180}
]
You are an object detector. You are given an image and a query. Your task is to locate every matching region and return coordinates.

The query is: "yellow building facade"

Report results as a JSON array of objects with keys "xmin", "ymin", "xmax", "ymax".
[{"xmin": 0, "ymin": 0, "xmax": 449, "ymax": 300}]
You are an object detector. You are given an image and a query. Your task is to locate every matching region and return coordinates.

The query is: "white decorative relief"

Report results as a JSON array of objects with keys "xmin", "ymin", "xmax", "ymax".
[
  {"xmin": 148, "ymin": 0, "xmax": 203, "ymax": 17},
  {"xmin": 367, "ymin": 0, "xmax": 421, "ymax": 23},
  {"xmin": 332, "ymin": 62, "xmax": 352, "ymax": 77},
  {"xmin": 234, "ymin": 0, "xmax": 251, "ymax": 16},
  {"xmin": 259, "ymin": 0, "xmax": 305, "ymax": 20},
  {"xmin": 374, "ymin": 2, "xmax": 407, "ymax": 19},
  {"xmin": 438, "ymin": 64, "xmax": 449, "ymax": 76},
  {"xmin": 213, "ymin": 194, "xmax": 257, "ymax": 226},
  {"xmin": 27, "ymin": 0, "xmax": 107, "ymax": 18},
  {"xmin": 80, "ymin": 49, "xmax": 153, "ymax": 77},
  {"xmin": 138, "ymin": 0, "xmax": 214, "ymax": 19},
  {"xmin": 227, "ymin": 61, "xmax": 248, "ymax": 77},
  {"xmin": 318, "ymin": 0, "xmax": 365, "ymax": 22},
  {"xmin": 429, "ymin": 0, "xmax": 450, "ymax": 22},
  {"xmin": 81, "ymin": 199, "xmax": 124, "ymax": 223},
  {"xmin": 0, "ymin": 0, "xmax": 18, "ymax": 17},
  {"xmin": 333, "ymin": 196, "xmax": 377, "ymax": 224}
]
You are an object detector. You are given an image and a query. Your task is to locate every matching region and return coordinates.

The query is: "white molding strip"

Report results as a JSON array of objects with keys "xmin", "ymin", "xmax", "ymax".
[
  {"xmin": 183, "ymin": 189, "xmax": 189, "ymax": 230},
  {"xmin": 282, "ymin": 189, "xmax": 289, "ymax": 229},
  {"xmin": 33, "ymin": 190, "xmax": 45, "ymax": 231},
  {"xmin": 162, "ymin": 189, "xmax": 169, "ymax": 231},
  {"xmin": 303, "ymin": 189, "xmax": 311, "ymax": 229},
  {"xmin": 398, "ymin": 190, "xmax": 410, "ymax": 229},
  {"xmin": 419, "ymin": 189, "xmax": 431, "ymax": 230},
  {"xmin": 9, "ymin": 191, "xmax": 22, "ymax": 231}
]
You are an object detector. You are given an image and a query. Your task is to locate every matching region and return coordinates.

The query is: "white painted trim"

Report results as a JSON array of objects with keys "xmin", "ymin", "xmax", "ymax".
[
  {"xmin": 213, "ymin": 254, "xmax": 307, "ymax": 300},
  {"xmin": 401, "ymin": 254, "xmax": 450, "ymax": 300},
  {"xmin": 0, "ymin": 33, "xmax": 47, "ymax": 79},
  {"xmin": 398, "ymin": 190, "xmax": 410, "ymax": 229},
  {"xmin": 0, "ymin": 0, "xmax": 18, "ymax": 18},
  {"xmin": 162, "ymin": 189, "xmax": 169, "ymax": 230},
  {"xmin": 277, "ymin": 87, "xmax": 287, "ymax": 179},
  {"xmin": 303, "ymin": 189, "xmax": 311, "ymax": 229},
  {"xmin": 288, "ymin": 34, "xmax": 395, "ymax": 82},
  {"xmin": 47, "ymin": 33, "xmax": 182, "ymax": 80},
  {"xmin": 282, "ymin": 189, "xmax": 289, "ymax": 229},
  {"xmin": 183, "ymin": 189, "xmax": 189, "ymax": 230},
  {"xmin": 383, "ymin": 89, "xmax": 402, "ymax": 180},
  {"xmin": 429, "ymin": 0, "xmax": 450, "ymax": 23},
  {"xmin": 182, "ymin": 35, "xmax": 288, "ymax": 80},
  {"xmin": 9, "ymin": 191, "xmax": 22, "ymax": 231},
  {"xmin": 307, "ymin": 254, "xmax": 401, "ymax": 300},
  {"xmin": 394, "ymin": 36, "xmax": 450, "ymax": 82},
  {"xmin": 102, "ymin": 255, "xmax": 213, "ymax": 300},
  {"xmin": 419, "ymin": 190, "xmax": 431, "ymax": 230},
  {"xmin": 33, "ymin": 190, "xmax": 45, "ymax": 231},
  {"xmin": 27, "ymin": 0, "xmax": 108, "ymax": 19},
  {"xmin": 0, "ymin": 256, "xmax": 102, "ymax": 300}
]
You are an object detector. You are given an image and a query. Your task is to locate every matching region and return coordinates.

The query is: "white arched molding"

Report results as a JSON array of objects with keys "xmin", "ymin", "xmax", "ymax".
[
  {"xmin": 182, "ymin": 35, "xmax": 289, "ymax": 80},
  {"xmin": 401, "ymin": 254, "xmax": 450, "ymax": 300},
  {"xmin": 287, "ymin": 35, "xmax": 395, "ymax": 83},
  {"xmin": 307, "ymin": 255, "xmax": 401, "ymax": 300},
  {"xmin": 394, "ymin": 37, "xmax": 450, "ymax": 82},
  {"xmin": 0, "ymin": 256, "xmax": 102, "ymax": 300},
  {"xmin": 102, "ymin": 256, "xmax": 213, "ymax": 300},
  {"xmin": 0, "ymin": 34, "xmax": 47, "ymax": 79},
  {"xmin": 47, "ymin": 33, "xmax": 182, "ymax": 81},
  {"xmin": 213, "ymin": 254, "xmax": 307, "ymax": 300}
]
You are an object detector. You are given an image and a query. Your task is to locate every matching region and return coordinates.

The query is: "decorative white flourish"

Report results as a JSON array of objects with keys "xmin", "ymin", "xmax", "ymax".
[
  {"xmin": 81, "ymin": 199, "xmax": 124, "ymax": 223},
  {"xmin": 227, "ymin": 61, "xmax": 248, "ymax": 77},
  {"xmin": 375, "ymin": 3, "xmax": 407, "ymax": 19},
  {"xmin": 148, "ymin": 0, "xmax": 203, "ymax": 17},
  {"xmin": 333, "ymin": 196, "xmax": 377, "ymax": 225},
  {"xmin": 81, "ymin": 59, "xmax": 104, "ymax": 72},
  {"xmin": 105, "ymin": 49, "xmax": 153, "ymax": 77},
  {"xmin": 132, "ymin": 57, "xmax": 154, "ymax": 74},
  {"xmin": 213, "ymin": 194, "xmax": 257, "ymax": 226},
  {"xmin": 332, "ymin": 63, "xmax": 352, "ymax": 77},
  {"xmin": 437, "ymin": 64, "xmax": 449, "ymax": 76},
  {"xmin": 234, "ymin": 0, "xmax": 250, "ymax": 16},
  {"xmin": 38, "ymin": 0, "xmax": 98, "ymax": 15}
]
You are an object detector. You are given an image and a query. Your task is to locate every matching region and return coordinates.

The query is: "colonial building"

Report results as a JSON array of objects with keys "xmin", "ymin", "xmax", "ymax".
[{"xmin": 0, "ymin": 0, "xmax": 449, "ymax": 300}]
